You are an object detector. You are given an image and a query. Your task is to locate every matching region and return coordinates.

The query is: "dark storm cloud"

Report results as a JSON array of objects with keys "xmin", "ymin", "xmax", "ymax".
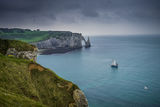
[{"xmin": 0, "ymin": 0, "xmax": 160, "ymax": 34}]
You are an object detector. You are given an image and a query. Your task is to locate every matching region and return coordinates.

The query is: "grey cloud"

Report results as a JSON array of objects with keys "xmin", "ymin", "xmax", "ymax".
[{"xmin": 0, "ymin": 0, "xmax": 160, "ymax": 34}]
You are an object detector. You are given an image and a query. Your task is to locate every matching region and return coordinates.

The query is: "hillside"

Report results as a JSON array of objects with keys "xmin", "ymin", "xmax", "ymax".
[{"xmin": 0, "ymin": 39, "xmax": 88, "ymax": 107}]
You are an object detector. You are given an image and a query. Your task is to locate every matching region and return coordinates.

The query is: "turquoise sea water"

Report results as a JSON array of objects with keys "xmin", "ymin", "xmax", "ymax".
[{"xmin": 37, "ymin": 36, "xmax": 160, "ymax": 107}]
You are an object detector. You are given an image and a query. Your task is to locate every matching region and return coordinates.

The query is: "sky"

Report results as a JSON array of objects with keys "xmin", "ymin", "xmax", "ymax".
[{"xmin": 0, "ymin": 0, "xmax": 160, "ymax": 35}]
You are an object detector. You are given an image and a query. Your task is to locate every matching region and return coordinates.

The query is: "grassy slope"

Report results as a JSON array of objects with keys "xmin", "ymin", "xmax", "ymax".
[
  {"xmin": 0, "ymin": 87, "xmax": 45, "ymax": 107},
  {"xmin": 0, "ymin": 54, "xmax": 78, "ymax": 107},
  {"xmin": 0, "ymin": 30, "xmax": 72, "ymax": 43},
  {"xmin": 0, "ymin": 39, "xmax": 78, "ymax": 107}
]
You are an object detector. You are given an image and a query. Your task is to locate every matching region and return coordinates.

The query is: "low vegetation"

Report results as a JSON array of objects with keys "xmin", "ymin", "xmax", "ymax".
[{"xmin": 0, "ymin": 87, "xmax": 45, "ymax": 107}]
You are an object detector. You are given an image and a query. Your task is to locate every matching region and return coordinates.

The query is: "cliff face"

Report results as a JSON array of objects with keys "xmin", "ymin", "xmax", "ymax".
[
  {"xmin": 0, "ymin": 39, "xmax": 88, "ymax": 107},
  {"xmin": 32, "ymin": 33, "xmax": 91, "ymax": 54},
  {"xmin": 34, "ymin": 33, "xmax": 82, "ymax": 49},
  {"xmin": 32, "ymin": 33, "xmax": 83, "ymax": 54}
]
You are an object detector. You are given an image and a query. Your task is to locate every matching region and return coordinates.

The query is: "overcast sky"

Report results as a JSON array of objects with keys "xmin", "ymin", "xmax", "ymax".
[{"xmin": 0, "ymin": 0, "xmax": 160, "ymax": 35}]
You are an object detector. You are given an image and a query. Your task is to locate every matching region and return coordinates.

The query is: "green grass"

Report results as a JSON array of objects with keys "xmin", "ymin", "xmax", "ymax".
[
  {"xmin": 0, "ymin": 38, "xmax": 36, "ymax": 55},
  {"xmin": 0, "ymin": 31, "xmax": 50, "ymax": 42},
  {"xmin": 0, "ymin": 54, "xmax": 78, "ymax": 107},
  {"xmin": 0, "ymin": 87, "xmax": 46, "ymax": 107},
  {"xmin": 0, "ymin": 29, "xmax": 73, "ymax": 43}
]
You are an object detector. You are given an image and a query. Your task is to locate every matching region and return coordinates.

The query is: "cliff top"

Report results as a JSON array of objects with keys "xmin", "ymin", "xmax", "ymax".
[{"xmin": 0, "ymin": 28, "xmax": 82, "ymax": 43}]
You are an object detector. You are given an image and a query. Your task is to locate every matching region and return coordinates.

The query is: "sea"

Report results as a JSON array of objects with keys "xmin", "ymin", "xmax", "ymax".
[{"xmin": 37, "ymin": 35, "xmax": 160, "ymax": 107}]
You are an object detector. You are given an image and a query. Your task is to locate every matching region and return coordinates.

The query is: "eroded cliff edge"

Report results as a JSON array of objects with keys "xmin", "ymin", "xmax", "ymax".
[{"xmin": 0, "ymin": 39, "xmax": 88, "ymax": 107}]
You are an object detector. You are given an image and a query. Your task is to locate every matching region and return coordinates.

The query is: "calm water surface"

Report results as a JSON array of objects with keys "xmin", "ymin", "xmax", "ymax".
[{"xmin": 37, "ymin": 36, "xmax": 160, "ymax": 107}]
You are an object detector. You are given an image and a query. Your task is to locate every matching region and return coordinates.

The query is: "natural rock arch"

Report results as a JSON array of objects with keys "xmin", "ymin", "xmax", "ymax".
[{"xmin": 81, "ymin": 36, "xmax": 91, "ymax": 48}]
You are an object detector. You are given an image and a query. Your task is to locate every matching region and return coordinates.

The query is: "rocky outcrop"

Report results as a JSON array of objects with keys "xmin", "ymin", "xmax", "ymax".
[
  {"xmin": 73, "ymin": 89, "xmax": 88, "ymax": 107},
  {"xmin": 6, "ymin": 48, "xmax": 38, "ymax": 61},
  {"xmin": 85, "ymin": 37, "xmax": 91, "ymax": 48},
  {"xmin": 81, "ymin": 36, "xmax": 91, "ymax": 48}
]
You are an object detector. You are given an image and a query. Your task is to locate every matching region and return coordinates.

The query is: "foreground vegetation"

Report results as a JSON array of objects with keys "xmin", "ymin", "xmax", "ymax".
[
  {"xmin": 0, "ymin": 39, "xmax": 79, "ymax": 107},
  {"xmin": 0, "ymin": 53, "xmax": 78, "ymax": 107}
]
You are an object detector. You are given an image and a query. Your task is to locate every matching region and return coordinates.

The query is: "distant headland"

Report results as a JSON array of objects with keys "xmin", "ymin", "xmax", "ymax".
[{"xmin": 0, "ymin": 28, "xmax": 91, "ymax": 54}]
